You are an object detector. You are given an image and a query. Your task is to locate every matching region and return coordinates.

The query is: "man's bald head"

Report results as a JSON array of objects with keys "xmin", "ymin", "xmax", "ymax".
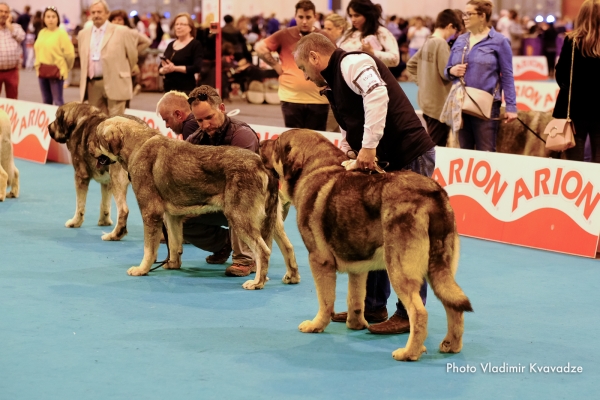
[{"xmin": 157, "ymin": 91, "xmax": 191, "ymax": 135}]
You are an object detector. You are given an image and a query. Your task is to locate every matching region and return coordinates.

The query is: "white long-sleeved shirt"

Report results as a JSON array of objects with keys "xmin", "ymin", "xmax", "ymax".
[{"xmin": 338, "ymin": 53, "xmax": 389, "ymax": 152}]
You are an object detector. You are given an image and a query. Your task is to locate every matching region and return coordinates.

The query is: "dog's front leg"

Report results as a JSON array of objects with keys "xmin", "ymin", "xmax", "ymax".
[
  {"xmin": 6, "ymin": 165, "xmax": 19, "ymax": 198},
  {"xmin": 298, "ymin": 253, "xmax": 336, "ymax": 333},
  {"xmin": 0, "ymin": 164, "xmax": 7, "ymax": 201},
  {"xmin": 101, "ymin": 172, "xmax": 129, "ymax": 241},
  {"xmin": 275, "ymin": 201, "xmax": 300, "ymax": 284},
  {"xmin": 127, "ymin": 212, "xmax": 163, "ymax": 276},
  {"xmin": 98, "ymin": 183, "xmax": 113, "ymax": 226},
  {"xmin": 346, "ymin": 272, "xmax": 369, "ymax": 330},
  {"xmin": 66, "ymin": 174, "xmax": 91, "ymax": 228},
  {"xmin": 163, "ymin": 213, "xmax": 183, "ymax": 270}
]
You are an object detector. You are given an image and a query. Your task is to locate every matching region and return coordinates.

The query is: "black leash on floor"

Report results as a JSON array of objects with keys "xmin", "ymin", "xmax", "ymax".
[
  {"xmin": 517, "ymin": 117, "xmax": 546, "ymax": 144},
  {"xmin": 149, "ymin": 223, "xmax": 170, "ymax": 272}
]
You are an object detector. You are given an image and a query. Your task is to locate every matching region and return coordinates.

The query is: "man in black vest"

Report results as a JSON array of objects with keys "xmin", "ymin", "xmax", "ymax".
[
  {"xmin": 183, "ymin": 85, "xmax": 259, "ymax": 277},
  {"xmin": 294, "ymin": 33, "xmax": 436, "ymax": 334}
]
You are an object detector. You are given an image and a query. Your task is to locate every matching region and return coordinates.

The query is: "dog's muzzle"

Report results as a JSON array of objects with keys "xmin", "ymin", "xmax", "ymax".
[{"xmin": 96, "ymin": 154, "xmax": 115, "ymax": 168}]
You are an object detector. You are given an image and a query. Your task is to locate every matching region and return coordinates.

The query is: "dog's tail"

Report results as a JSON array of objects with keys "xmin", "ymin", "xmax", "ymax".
[
  {"xmin": 260, "ymin": 169, "xmax": 280, "ymax": 243},
  {"xmin": 429, "ymin": 232, "xmax": 473, "ymax": 313}
]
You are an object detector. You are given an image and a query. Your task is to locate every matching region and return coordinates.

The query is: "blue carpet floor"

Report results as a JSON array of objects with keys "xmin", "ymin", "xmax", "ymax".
[{"xmin": 1, "ymin": 159, "xmax": 598, "ymax": 399}]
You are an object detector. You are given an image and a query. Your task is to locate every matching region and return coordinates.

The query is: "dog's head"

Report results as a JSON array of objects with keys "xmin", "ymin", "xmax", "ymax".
[
  {"xmin": 91, "ymin": 116, "xmax": 136, "ymax": 167},
  {"xmin": 48, "ymin": 102, "xmax": 103, "ymax": 143}
]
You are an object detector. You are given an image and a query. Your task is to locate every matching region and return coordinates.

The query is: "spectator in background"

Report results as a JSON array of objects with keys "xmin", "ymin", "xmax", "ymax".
[
  {"xmin": 149, "ymin": 12, "xmax": 163, "ymax": 49},
  {"xmin": 407, "ymin": 9, "xmax": 462, "ymax": 146},
  {"xmin": 444, "ymin": 0, "xmax": 517, "ymax": 151},
  {"xmin": 323, "ymin": 13, "xmax": 348, "ymax": 44},
  {"xmin": 339, "ymin": 0, "xmax": 400, "ymax": 68},
  {"xmin": 34, "ymin": 6, "xmax": 74, "ymax": 105},
  {"xmin": 160, "ymin": 13, "xmax": 202, "ymax": 95},
  {"xmin": 496, "ymin": 9, "xmax": 511, "ymax": 38},
  {"xmin": 31, "ymin": 10, "xmax": 42, "ymax": 40},
  {"xmin": 552, "ymin": 0, "xmax": 600, "ymax": 163},
  {"xmin": 254, "ymin": 0, "xmax": 331, "ymax": 131},
  {"xmin": 133, "ymin": 14, "xmax": 146, "ymax": 36},
  {"xmin": 508, "ymin": 10, "xmax": 523, "ymax": 55},
  {"xmin": 266, "ymin": 13, "xmax": 280, "ymax": 35},
  {"xmin": 386, "ymin": 15, "xmax": 402, "ymax": 40},
  {"xmin": 222, "ymin": 14, "xmax": 251, "ymax": 62},
  {"xmin": 0, "ymin": 3, "xmax": 25, "ymax": 99},
  {"xmin": 407, "ymin": 17, "xmax": 431, "ymax": 58},
  {"xmin": 15, "ymin": 5, "xmax": 30, "ymax": 67},
  {"xmin": 540, "ymin": 22, "xmax": 558, "ymax": 77}
]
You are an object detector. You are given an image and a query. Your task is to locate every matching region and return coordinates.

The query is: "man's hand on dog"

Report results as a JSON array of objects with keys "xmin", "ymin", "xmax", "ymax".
[{"xmin": 357, "ymin": 148, "xmax": 377, "ymax": 171}]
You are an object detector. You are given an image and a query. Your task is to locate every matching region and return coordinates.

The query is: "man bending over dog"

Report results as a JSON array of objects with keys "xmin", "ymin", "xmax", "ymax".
[
  {"xmin": 294, "ymin": 33, "xmax": 436, "ymax": 335},
  {"xmin": 165, "ymin": 86, "xmax": 260, "ymax": 278},
  {"xmin": 157, "ymin": 91, "xmax": 200, "ymax": 141}
]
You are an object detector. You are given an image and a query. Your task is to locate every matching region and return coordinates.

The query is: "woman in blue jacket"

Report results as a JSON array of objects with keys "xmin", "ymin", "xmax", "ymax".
[{"xmin": 445, "ymin": 0, "xmax": 517, "ymax": 151}]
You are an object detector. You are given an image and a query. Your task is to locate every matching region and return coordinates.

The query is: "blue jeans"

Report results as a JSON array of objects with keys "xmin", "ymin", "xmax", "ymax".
[
  {"xmin": 39, "ymin": 78, "xmax": 65, "ymax": 106},
  {"xmin": 365, "ymin": 147, "xmax": 435, "ymax": 319},
  {"xmin": 458, "ymin": 101, "xmax": 501, "ymax": 151}
]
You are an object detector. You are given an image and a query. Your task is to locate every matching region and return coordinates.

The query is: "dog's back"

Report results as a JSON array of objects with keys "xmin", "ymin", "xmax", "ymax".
[{"xmin": 0, "ymin": 109, "xmax": 19, "ymax": 200}]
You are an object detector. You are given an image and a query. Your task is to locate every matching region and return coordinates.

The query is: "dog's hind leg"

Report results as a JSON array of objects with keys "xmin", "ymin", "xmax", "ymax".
[
  {"xmin": 66, "ymin": 174, "xmax": 91, "ymax": 228},
  {"xmin": 239, "ymin": 229, "xmax": 271, "ymax": 290},
  {"xmin": 98, "ymin": 183, "xmax": 113, "ymax": 226},
  {"xmin": 346, "ymin": 272, "xmax": 368, "ymax": 330},
  {"xmin": 6, "ymin": 165, "xmax": 18, "ymax": 198},
  {"xmin": 163, "ymin": 213, "xmax": 183, "ymax": 270},
  {"xmin": 0, "ymin": 163, "xmax": 7, "ymax": 201},
  {"xmin": 101, "ymin": 171, "xmax": 129, "ymax": 241},
  {"xmin": 298, "ymin": 252, "xmax": 337, "ymax": 333}
]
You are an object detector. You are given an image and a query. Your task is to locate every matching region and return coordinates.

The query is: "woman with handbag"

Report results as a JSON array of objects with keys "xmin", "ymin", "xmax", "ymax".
[
  {"xmin": 33, "ymin": 7, "xmax": 74, "ymax": 106},
  {"xmin": 444, "ymin": 0, "xmax": 517, "ymax": 151},
  {"xmin": 552, "ymin": 0, "xmax": 600, "ymax": 162}
]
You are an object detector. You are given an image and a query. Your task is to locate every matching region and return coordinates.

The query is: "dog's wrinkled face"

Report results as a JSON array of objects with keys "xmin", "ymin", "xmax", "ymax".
[{"xmin": 48, "ymin": 102, "xmax": 101, "ymax": 143}]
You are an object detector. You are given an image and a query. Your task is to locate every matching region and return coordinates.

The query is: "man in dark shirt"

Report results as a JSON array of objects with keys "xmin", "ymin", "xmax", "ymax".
[
  {"xmin": 182, "ymin": 85, "xmax": 260, "ymax": 277},
  {"xmin": 294, "ymin": 33, "xmax": 436, "ymax": 334},
  {"xmin": 16, "ymin": 5, "xmax": 31, "ymax": 68},
  {"xmin": 156, "ymin": 91, "xmax": 199, "ymax": 140}
]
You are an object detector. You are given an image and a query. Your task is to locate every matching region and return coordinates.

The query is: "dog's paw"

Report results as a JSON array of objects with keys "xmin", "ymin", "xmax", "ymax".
[
  {"xmin": 6, "ymin": 192, "xmax": 17, "ymax": 198},
  {"xmin": 0, "ymin": 196, "xmax": 5, "ymax": 202},
  {"xmin": 97, "ymin": 217, "xmax": 113, "ymax": 226},
  {"xmin": 282, "ymin": 272, "xmax": 301, "ymax": 284},
  {"xmin": 439, "ymin": 338, "xmax": 463, "ymax": 354},
  {"xmin": 298, "ymin": 320, "xmax": 325, "ymax": 333},
  {"xmin": 101, "ymin": 231, "xmax": 125, "ymax": 241},
  {"xmin": 346, "ymin": 318, "xmax": 368, "ymax": 330},
  {"xmin": 163, "ymin": 260, "xmax": 181, "ymax": 270},
  {"xmin": 127, "ymin": 266, "xmax": 149, "ymax": 276},
  {"xmin": 65, "ymin": 218, "xmax": 83, "ymax": 228},
  {"xmin": 242, "ymin": 279, "xmax": 265, "ymax": 290},
  {"xmin": 392, "ymin": 345, "xmax": 427, "ymax": 361}
]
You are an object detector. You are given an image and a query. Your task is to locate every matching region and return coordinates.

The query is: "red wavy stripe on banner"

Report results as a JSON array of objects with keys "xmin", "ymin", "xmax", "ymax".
[
  {"xmin": 450, "ymin": 195, "xmax": 599, "ymax": 257},
  {"xmin": 514, "ymin": 71, "xmax": 549, "ymax": 80},
  {"xmin": 13, "ymin": 134, "xmax": 48, "ymax": 164},
  {"xmin": 516, "ymin": 102, "xmax": 532, "ymax": 111}
]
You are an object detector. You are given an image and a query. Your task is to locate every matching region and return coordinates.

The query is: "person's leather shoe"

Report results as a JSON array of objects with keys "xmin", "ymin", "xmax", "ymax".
[
  {"xmin": 331, "ymin": 307, "xmax": 388, "ymax": 323},
  {"xmin": 367, "ymin": 314, "xmax": 410, "ymax": 334},
  {"xmin": 225, "ymin": 263, "xmax": 256, "ymax": 277},
  {"xmin": 206, "ymin": 235, "xmax": 232, "ymax": 264}
]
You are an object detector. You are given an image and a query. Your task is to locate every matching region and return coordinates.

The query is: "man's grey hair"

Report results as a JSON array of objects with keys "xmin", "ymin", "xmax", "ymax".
[
  {"xmin": 156, "ymin": 90, "xmax": 190, "ymax": 115},
  {"xmin": 188, "ymin": 85, "xmax": 223, "ymax": 109},
  {"xmin": 90, "ymin": 0, "xmax": 110, "ymax": 12},
  {"xmin": 293, "ymin": 33, "xmax": 336, "ymax": 63}
]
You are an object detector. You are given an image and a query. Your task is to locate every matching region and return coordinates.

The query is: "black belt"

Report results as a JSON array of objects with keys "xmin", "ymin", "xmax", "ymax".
[{"xmin": 88, "ymin": 76, "xmax": 103, "ymax": 81}]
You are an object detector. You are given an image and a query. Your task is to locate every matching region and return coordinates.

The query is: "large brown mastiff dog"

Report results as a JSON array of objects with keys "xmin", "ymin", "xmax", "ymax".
[
  {"xmin": 48, "ymin": 103, "xmax": 131, "ymax": 241},
  {"xmin": 260, "ymin": 129, "xmax": 473, "ymax": 361},
  {"xmin": 92, "ymin": 116, "xmax": 299, "ymax": 290}
]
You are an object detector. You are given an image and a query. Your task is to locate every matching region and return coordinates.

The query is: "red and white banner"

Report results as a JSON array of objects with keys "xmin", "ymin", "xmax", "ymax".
[
  {"xmin": 0, "ymin": 99, "xmax": 55, "ymax": 164},
  {"xmin": 504, "ymin": 81, "xmax": 560, "ymax": 112},
  {"xmin": 512, "ymin": 56, "xmax": 549, "ymax": 80},
  {"xmin": 433, "ymin": 148, "xmax": 600, "ymax": 257}
]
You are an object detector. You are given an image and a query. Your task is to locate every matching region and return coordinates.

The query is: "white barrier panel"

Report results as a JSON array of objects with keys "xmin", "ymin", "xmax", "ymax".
[
  {"xmin": 513, "ymin": 56, "xmax": 549, "ymax": 80},
  {"xmin": 0, "ymin": 99, "xmax": 55, "ymax": 164},
  {"xmin": 433, "ymin": 148, "xmax": 600, "ymax": 257},
  {"xmin": 504, "ymin": 81, "xmax": 560, "ymax": 112}
]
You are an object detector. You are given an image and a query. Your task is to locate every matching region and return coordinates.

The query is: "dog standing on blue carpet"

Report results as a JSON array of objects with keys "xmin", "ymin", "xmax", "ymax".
[
  {"xmin": 0, "ymin": 109, "xmax": 19, "ymax": 201},
  {"xmin": 260, "ymin": 129, "xmax": 473, "ymax": 361},
  {"xmin": 48, "ymin": 102, "xmax": 132, "ymax": 241}
]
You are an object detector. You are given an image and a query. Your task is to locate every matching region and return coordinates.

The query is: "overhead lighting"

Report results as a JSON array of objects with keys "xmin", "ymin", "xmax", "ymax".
[
  {"xmin": 546, "ymin": 15, "xmax": 556, "ymax": 23},
  {"xmin": 129, "ymin": 10, "xmax": 138, "ymax": 17},
  {"xmin": 535, "ymin": 15, "xmax": 544, "ymax": 23}
]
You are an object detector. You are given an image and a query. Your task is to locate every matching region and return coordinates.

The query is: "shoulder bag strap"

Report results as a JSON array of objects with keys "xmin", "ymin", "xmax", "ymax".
[{"xmin": 566, "ymin": 38, "xmax": 575, "ymax": 121}]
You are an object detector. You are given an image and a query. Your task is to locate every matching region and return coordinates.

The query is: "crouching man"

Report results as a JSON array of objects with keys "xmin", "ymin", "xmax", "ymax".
[{"xmin": 156, "ymin": 87, "xmax": 259, "ymax": 276}]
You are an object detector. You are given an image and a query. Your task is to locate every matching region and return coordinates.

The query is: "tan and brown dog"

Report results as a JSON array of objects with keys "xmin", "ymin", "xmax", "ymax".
[
  {"xmin": 48, "ymin": 103, "xmax": 131, "ymax": 241},
  {"xmin": 260, "ymin": 129, "xmax": 473, "ymax": 361},
  {"xmin": 0, "ymin": 109, "xmax": 19, "ymax": 201},
  {"xmin": 92, "ymin": 116, "xmax": 299, "ymax": 289}
]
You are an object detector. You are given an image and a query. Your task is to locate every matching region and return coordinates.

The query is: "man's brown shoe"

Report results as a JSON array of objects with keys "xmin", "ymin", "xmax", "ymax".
[
  {"xmin": 367, "ymin": 314, "xmax": 410, "ymax": 334},
  {"xmin": 225, "ymin": 263, "xmax": 256, "ymax": 277},
  {"xmin": 331, "ymin": 307, "xmax": 388, "ymax": 323},
  {"xmin": 206, "ymin": 236, "xmax": 232, "ymax": 264}
]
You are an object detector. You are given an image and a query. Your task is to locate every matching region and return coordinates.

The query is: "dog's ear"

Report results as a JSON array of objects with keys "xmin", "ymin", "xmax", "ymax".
[
  {"xmin": 99, "ymin": 119, "xmax": 124, "ymax": 157},
  {"xmin": 259, "ymin": 139, "xmax": 276, "ymax": 169}
]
